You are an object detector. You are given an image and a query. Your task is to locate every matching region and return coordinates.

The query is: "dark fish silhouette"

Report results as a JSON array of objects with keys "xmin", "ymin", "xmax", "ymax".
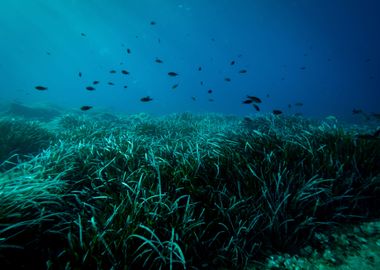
[
  {"xmin": 141, "ymin": 96, "xmax": 153, "ymax": 102},
  {"xmin": 200, "ymin": 81, "xmax": 204, "ymax": 85},
  {"xmin": 273, "ymin": 110, "xmax": 282, "ymax": 115},
  {"xmin": 246, "ymin": 96, "xmax": 262, "ymax": 103},
  {"xmin": 110, "ymin": 70, "xmax": 117, "ymax": 74},
  {"xmin": 155, "ymin": 58, "xmax": 163, "ymax": 63},
  {"xmin": 242, "ymin": 99, "xmax": 253, "ymax": 104},
  {"xmin": 80, "ymin": 106, "xmax": 92, "ymax": 111},
  {"xmin": 121, "ymin": 70, "xmax": 130, "ymax": 75},
  {"xmin": 124, "ymin": 85, "xmax": 128, "ymax": 89},
  {"xmin": 230, "ymin": 60, "xmax": 235, "ymax": 66},
  {"xmin": 253, "ymin": 104, "xmax": 260, "ymax": 111},
  {"xmin": 191, "ymin": 96, "xmax": 196, "ymax": 101},
  {"xmin": 86, "ymin": 86, "xmax": 95, "ymax": 91},
  {"xmin": 300, "ymin": 66, "xmax": 306, "ymax": 70},
  {"xmin": 208, "ymin": 89, "xmax": 213, "ymax": 94},
  {"xmin": 93, "ymin": 81, "xmax": 99, "ymax": 85},
  {"xmin": 168, "ymin": 72, "xmax": 179, "ymax": 77},
  {"xmin": 81, "ymin": 33, "xmax": 86, "ymax": 37},
  {"xmin": 35, "ymin": 86, "xmax": 48, "ymax": 91},
  {"xmin": 198, "ymin": 66, "xmax": 202, "ymax": 71},
  {"xmin": 172, "ymin": 84, "xmax": 179, "ymax": 89},
  {"xmin": 208, "ymin": 98, "xmax": 214, "ymax": 102},
  {"xmin": 127, "ymin": 48, "xmax": 131, "ymax": 54},
  {"xmin": 295, "ymin": 102, "xmax": 303, "ymax": 106},
  {"xmin": 78, "ymin": 72, "xmax": 82, "ymax": 77},
  {"xmin": 224, "ymin": 77, "xmax": 231, "ymax": 82},
  {"xmin": 239, "ymin": 69, "xmax": 247, "ymax": 74},
  {"xmin": 108, "ymin": 82, "xmax": 115, "ymax": 86},
  {"xmin": 150, "ymin": 21, "xmax": 156, "ymax": 25},
  {"xmin": 352, "ymin": 109, "xmax": 363, "ymax": 114}
]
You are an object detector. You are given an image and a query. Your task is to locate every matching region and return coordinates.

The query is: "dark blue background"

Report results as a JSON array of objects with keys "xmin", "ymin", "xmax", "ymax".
[{"xmin": 0, "ymin": 0, "xmax": 378, "ymax": 121}]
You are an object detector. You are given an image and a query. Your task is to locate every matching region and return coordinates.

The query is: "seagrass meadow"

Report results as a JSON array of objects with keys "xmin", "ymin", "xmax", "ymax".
[{"xmin": 0, "ymin": 112, "xmax": 379, "ymax": 269}]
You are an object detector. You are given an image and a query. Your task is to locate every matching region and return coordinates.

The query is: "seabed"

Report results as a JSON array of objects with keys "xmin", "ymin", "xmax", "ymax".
[{"xmin": 0, "ymin": 109, "xmax": 379, "ymax": 269}]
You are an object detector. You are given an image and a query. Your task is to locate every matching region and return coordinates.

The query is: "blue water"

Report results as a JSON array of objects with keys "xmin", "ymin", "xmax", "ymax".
[{"xmin": 0, "ymin": 0, "xmax": 379, "ymax": 121}]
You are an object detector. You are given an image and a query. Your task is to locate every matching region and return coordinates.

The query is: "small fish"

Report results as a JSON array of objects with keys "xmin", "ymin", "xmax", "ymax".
[
  {"xmin": 141, "ymin": 96, "xmax": 153, "ymax": 102},
  {"xmin": 273, "ymin": 110, "xmax": 283, "ymax": 115},
  {"xmin": 198, "ymin": 66, "xmax": 202, "ymax": 71},
  {"xmin": 300, "ymin": 66, "xmax": 306, "ymax": 70},
  {"xmin": 150, "ymin": 21, "xmax": 156, "ymax": 25},
  {"xmin": 127, "ymin": 48, "xmax": 131, "ymax": 54},
  {"xmin": 352, "ymin": 109, "xmax": 363, "ymax": 114},
  {"xmin": 93, "ymin": 81, "xmax": 99, "ymax": 85},
  {"xmin": 46, "ymin": 52, "xmax": 51, "ymax": 55},
  {"xmin": 239, "ymin": 69, "xmax": 247, "ymax": 74},
  {"xmin": 208, "ymin": 89, "xmax": 213, "ymax": 94},
  {"xmin": 81, "ymin": 33, "xmax": 86, "ymax": 37},
  {"xmin": 230, "ymin": 60, "xmax": 235, "ymax": 66},
  {"xmin": 191, "ymin": 96, "xmax": 196, "ymax": 101},
  {"xmin": 172, "ymin": 83, "xmax": 179, "ymax": 89},
  {"xmin": 242, "ymin": 99, "xmax": 253, "ymax": 104},
  {"xmin": 124, "ymin": 85, "xmax": 128, "ymax": 89},
  {"xmin": 86, "ymin": 86, "xmax": 95, "ymax": 91},
  {"xmin": 35, "ymin": 86, "xmax": 48, "ymax": 91},
  {"xmin": 108, "ymin": 82, "xmax": 115, "ymax": 86},
  {"xmin": 80, "ymin": 106, "xmax": 92, "ymax": 111},
  {"xmin": 78, "ymin": 72, "xmax": 82, "ymax": 77},
  {"xmin": 208, "ymin": 98, "xmax": 214, "ymax": 102},
  {"xmin": 200, "ymin": 81, "xmax": 204, "ymax": 85},
  {"xmin": 246, "ymin": 96, "xmax": 262, "ymax": 103},
  {"xmin": 294, "ymin": 102, "xmax": 303, "ymax": 107},
  {"xmin": 371, "ymin": 113, "xmax": 380, "ymax": 120},
  {"xmin": 155, "ymin": 58, "xmax": 163, "ymax": 63},
  {"xmin": 224, "ymin": 77, "xmax": 231, "ymax": 82},
  {"xmin": 110, "ymin": 70, "xmax": 117, "ymax": 74},
  {"xmin": 253, "ymin": 104, "xmax": 260, "ymax": 111},
  {"xmin": 168, "ymin": 72, "xmax": 179, "ymax": 77},
  {"xmin": 121, "ymin": 70, "xmax": 130, "ymax": 75}
]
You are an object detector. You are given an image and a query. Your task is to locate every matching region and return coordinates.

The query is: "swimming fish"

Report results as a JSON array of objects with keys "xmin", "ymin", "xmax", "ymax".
[
  {"xmin": 80, "ymin": 33, "xmax": 86, "ymax": 37},
  {"xmin": 150, "ymin": 21, "xmax": 156, "ymax": 25},
  {"xmin": 208, "ymin": 89, "xmax": 213, "ymax": 94},
  {"xmin": 239, "ymin": 69, "xmax": 247, "ymax": 74},
  {"xmin": 230, "ymin": 60, "xmax": 235, "ymax": 66},
  {"xmin": 295, "ymin": 102, "xmax": 303, "ymax": 106},
  {"xmin": 108, "ymin": 82, "xmax": 115, "ymax": 86},
  {"xmin": 224, "ymin": 77, "xmax": 231, "ymax": 82},
  {"xmin": 172, "ymin": 84, "xmax": 179, "ymax": 89},
  {"xmin": 93, "ymin": 81, "xmax": 99, "ymax": 85},
  {"xmin": 191, "ymin": 96, "xmax": 196, "ymax": 101},
  {"xmin": 127, "ymin": 48, "xmax": 131, "ymax": 54},
  {"xmin": 86, "ymin": 86, "xmax": 95, "ymax": 91},
  {"xmin": 246, "ymin": 96, "xmax": 262, "ymax": 103},
  {"xmin": 155, "ymin": 58, "xmax": 163, "ymax": 63},
  {"xmin": 168, "ymin": 72, "xmax": 179, "ymax": 76},
  {"xmin": 242, "ymin": 100, "xmax": 253, "ymax": 104},
  {"xmin": 121, "ymin": 70, "xmax": 130, "ymax": 75},
  {"xmin": 110, "ymin": 70, "xmax": 117, "ymax": 74},
  {"xmin": 141, "ymin": 96, "xmax": 153, "ymax": 102},
  {"xmin": 253, "ymin": 104, "xmax": 260, "ymax": 111},
  {"xmin": 273, "ymin": 110, "xmax": 283, "ymax": 115},
  {"xmin": 78, "ymin": 72, "xmax": 82, "ymax": 77},
  {"xmin": 35, "ymin": 86, "xmax": 48, "ymax": 91},
  {"xmin": 198, "ymin": 66, "xmax": 202, "ymax": 71},
  {"xmin": 80, "ymin": 106, "xmax": 92, "ymax": 111},
  {"xmin": 300, "ymin": 66, "xmax": 306, "ymax": 70}
]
